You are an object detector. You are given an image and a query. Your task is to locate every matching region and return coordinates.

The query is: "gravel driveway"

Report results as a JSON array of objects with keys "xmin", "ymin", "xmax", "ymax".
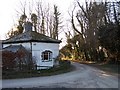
[{"xmin": 2, "ymin": 62, "xmax": 119, "ymax": 88}]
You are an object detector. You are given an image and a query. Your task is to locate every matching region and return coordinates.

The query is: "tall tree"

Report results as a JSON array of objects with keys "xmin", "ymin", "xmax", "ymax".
[
  {"xmin": 70, "ymin": 1, "xmax": 106, "ymax": 61},
  {"xmin": 98, "ymin": 2, "xmax": 120, "ymax": 63},
  {"xmin": 41, "ymin": 16, "xmax": 45, "ymax": 34},
  {"xmin": 6, "ymin": 1, "xmax": 62, "ymax": 40},
  {"xmin": 53, "ymin": 5, "xmax": 61, "ymax": 40},
  {"xmin": 6, "ymin": 7, "xmax": 27, "ymax": 38},
  {"xmin": 31, "ymin": 13, "xmax": 37, "ymax": 32}
]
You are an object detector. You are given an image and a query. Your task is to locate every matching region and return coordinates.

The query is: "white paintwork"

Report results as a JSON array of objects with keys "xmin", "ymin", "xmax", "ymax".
[{"xmin": 3, "ymin": 42, "xmax": 59, "ymax": 69}]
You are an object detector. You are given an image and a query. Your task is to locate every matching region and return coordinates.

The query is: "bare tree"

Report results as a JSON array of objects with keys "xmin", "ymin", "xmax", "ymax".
[
  {"xmin": 7, "ymin": 1, "xmax": 63, "ymax": 40},
  {"xmin": 70, "ymin": 0, "xmax": 106, "ymax": 61},
  {"xmin": 31, "ymin": 13, "xmax": 37, "ymax": 31},
  {"xmin": 52, "ymin": 5, "xmax": 61, "ymax": 39}
]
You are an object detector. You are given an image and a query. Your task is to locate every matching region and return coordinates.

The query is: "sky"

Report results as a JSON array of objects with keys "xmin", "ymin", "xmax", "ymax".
[
  {"xmin": 0, "ymin": 0, "xmax": 71, "ymax": 38},
  {"xmin": 0, "ymin": 0, "xmax": 78, "ymax": 48},
  {"xmin": 0, "ymin": 0, "xmax": 118, "ymax": 48}
]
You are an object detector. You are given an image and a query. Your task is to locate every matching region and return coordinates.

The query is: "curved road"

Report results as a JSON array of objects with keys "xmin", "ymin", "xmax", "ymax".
[{"xmin": 2, "ymin": 62, "xmax": 119, "ymax": 88}]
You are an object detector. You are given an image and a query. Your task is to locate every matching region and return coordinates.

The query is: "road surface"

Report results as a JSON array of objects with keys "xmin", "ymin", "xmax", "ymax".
[{"xmin": 2, "ymin": 62, "xmax": 119, "ymax": 88}]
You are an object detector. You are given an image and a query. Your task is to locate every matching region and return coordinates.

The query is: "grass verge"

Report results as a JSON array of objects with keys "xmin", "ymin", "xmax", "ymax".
[
  {"xmin": 79, "ymin": 61, "xmax": 119, "ymax": 75},
  {"xmin": 2, "ymin": 65, "xmax": 74, "ymax": 79}
]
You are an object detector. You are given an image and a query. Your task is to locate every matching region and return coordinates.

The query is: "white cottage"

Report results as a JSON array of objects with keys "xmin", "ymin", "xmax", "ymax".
[{"xmin": 2, "ymin": 22, "xmax": 61, "ymax": 70}]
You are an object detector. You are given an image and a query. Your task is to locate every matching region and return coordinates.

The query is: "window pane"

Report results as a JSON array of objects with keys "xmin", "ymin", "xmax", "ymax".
[
  {"xmin": 41, "ymin": 50, "xmax": 52, "ymax": 61},
  {"xmin": 44, "ymin": 53, "xmax": 48, "ymax": 60}
]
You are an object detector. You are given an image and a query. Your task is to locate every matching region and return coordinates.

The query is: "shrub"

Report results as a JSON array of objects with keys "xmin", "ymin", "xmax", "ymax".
[{"xmin": 2, "ymin": 51, "xmax": 16, "ymax": 70}]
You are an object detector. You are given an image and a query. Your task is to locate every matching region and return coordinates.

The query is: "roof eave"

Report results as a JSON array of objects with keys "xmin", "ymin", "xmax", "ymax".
[{"xmin": 2, "ymin": 40, "xmax": 61, "ymax": 44}]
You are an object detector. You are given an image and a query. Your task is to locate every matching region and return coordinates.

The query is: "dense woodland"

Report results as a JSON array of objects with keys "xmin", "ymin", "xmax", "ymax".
[
  {"xmin": 5, "ymin": 0, "xmax": 120, "ymax": 65},
  {"xmin": 60, "ymin": 1, "xmax": 120, "ymax": 64}
]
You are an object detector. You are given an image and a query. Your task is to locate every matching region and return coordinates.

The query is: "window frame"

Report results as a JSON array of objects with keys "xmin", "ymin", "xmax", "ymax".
[{"xmin": 41, "ymin": 50, "xmax": 53, "ymax": 62}]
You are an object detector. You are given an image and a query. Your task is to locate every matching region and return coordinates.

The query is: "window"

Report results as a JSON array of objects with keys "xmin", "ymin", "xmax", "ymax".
[{"xmin": 41, "ymin": 50, "xmax": 52, "ymax": 61}]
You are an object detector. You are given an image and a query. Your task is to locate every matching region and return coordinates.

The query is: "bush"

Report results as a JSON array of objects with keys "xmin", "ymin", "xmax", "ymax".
[{"xmin": 2, "ymin": 51, "xmax": 16, "ymax": 70}]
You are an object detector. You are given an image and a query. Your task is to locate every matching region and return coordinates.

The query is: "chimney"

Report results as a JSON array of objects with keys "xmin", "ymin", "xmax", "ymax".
[{"xmin": 24, "ymin": 21, "xmax": 33, "ymax": 32}]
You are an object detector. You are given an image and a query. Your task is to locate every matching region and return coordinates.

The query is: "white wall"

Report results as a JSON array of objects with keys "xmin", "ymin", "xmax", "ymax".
[
  {"xmin": 32, "ymin": 42, "xmax": 59, "ymax": 69},
  {"xmin": 3, "ymin": 42, "xmax": 60, "ymax": 69}
]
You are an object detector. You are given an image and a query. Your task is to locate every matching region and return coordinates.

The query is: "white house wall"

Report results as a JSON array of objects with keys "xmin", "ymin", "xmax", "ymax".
[
  {"xmin": 32, "ymin": 42, "xmax": 59, "ymax": 69},
  {"xmin": 3, "ymin": 42, "xmax": 60, "ymax": 69}
]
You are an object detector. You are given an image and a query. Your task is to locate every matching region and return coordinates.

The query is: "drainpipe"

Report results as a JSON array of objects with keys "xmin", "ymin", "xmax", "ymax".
[
  {"xmin": 30, "ymin": 41, "xmax": 32, "ymax": 69},
  {"xmin": 28, "ymin": 41, "xmax": 32, "ymax": 76}
]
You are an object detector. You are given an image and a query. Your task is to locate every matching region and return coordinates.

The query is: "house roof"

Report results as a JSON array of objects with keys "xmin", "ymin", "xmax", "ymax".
[
  {"xmin": 2, "ymin": 31, "xmax": 61, "ymax": 44},
  {"xmin": 2, "ymin": 45, "xmax": 26, "ymax": 53}
]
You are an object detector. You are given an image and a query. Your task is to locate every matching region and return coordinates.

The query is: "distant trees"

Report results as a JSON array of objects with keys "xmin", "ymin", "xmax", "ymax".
[
  {"xmin": 7, "ymin": 10, "xmax": 27, "ymax": 38},
  {"xmin": 52, "ymin": 5, "xmax": 61, "ymax": 40},
  {"xmin": 98, "ymin": 23, "xmax": 120, "ymax": 63},
  {"xmin": 67, "ymin": 1, "xmax": 106, "ymax": 61},
  {"xmin": 31, "ymin": 13, "xmax": 37, "ymax": 32},
  {"xmin": 6, "ymin": 1, "xmax": 62, "ymax": 40},
  {"xmin": 98, "ymin": 2, "xmax": 120, "ymax": 63},
  {"xmin": 60, "ymin": 0, "xmax": 120, "ymax": 63},
  {"xmin": 7, "ymin": 28, "xmax": 20, "ymax": 38}
]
